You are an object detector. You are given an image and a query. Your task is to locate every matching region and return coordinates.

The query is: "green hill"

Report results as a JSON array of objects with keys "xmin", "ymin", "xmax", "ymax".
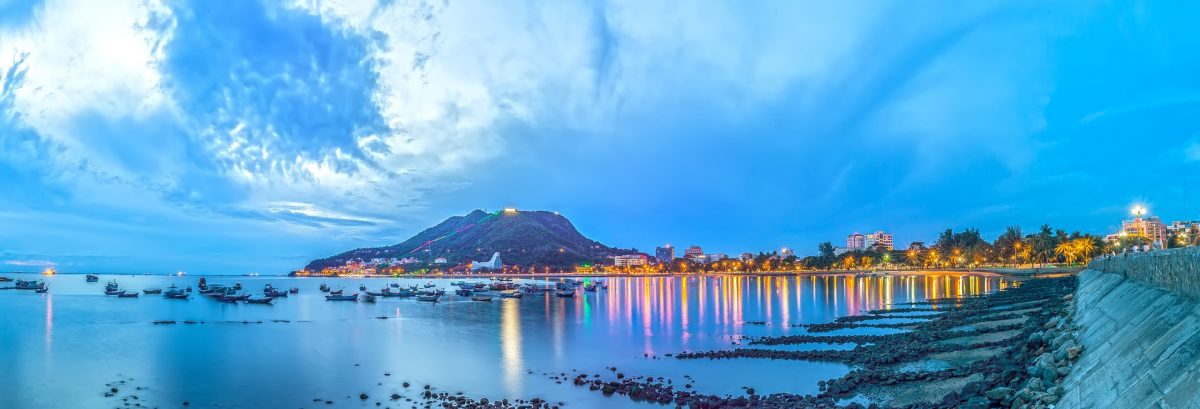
[{"xmin": 302, "ymin": 209, "xmax": 639, "ymax": 271}]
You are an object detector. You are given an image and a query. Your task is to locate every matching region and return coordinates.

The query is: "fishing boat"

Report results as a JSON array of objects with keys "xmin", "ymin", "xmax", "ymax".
[
  {"xmin": 423, "ymin": 282, "xmax": 436, "ymax": 288},
  {"xmin": 105, "ymin": 289, "xmax": 123, "ymax": 296},
  {"xmin": 86, "ymin": 274, "xmax": 99, "ymax": 282},
  {"xmin": 143, "ymin": 288, "xmax": 163, "ymax": 295},
  {"xmin": 319, "ymin": 283, "xmax": 330, "ymax": 292},
  {"xmin": 325, "ymin": 293, "xmax": 358, "ymax": 301},
  {"xmin": 165, "ymin": 292, "xmax": 189, "ymax": 300},
  {"xmin": 219, "ymin": 293, "xmax": 250, "ymax": 302},
  {"xmin": 389, "ymin": 283, "xmax": 400, "ymax": 288},
  {"xmin": 245, "ymin": 296, "xmax": 274, "ymax": 304},
  {"xmin": 471, "ymin": 295, "xmax": 493, "ymax": 302},
  {"xmin": 359, "ymin": 284, "xmax": 367, "ymax": 291},
  {"xmin": 35, "ymin": 286, "xmax": 48, "ymax": 293},
  {"xmin": 0, "ymin": 276, "xmax": 12, "ymax": 282},
  {"xmin": 363, "ymin": 294, "xmax": 377, "ymax": 303},
  {"xmin": 117, "ymin": 291, "xmax": 139, "ymax": 298},
  {"xmin": 198, "ymin": 277, "xmax": 208, "ymax": 291},
  {"xmin": 265, "ymin": 289, "xmax": 289, "ymax": 297},
  {"xmin": 15, "ymin": 280, "xmax": 45, "ymax": 290},
  {"xmin": 416, "ymin": 294, "xmax": 440, "ymax": 302},
  {"xmin": 289, "ymin": 287, "xmax": 299, "ymax": 294},
  {"xmin": 263, "ymin": 284, "xmax": 276, "ymax": 294},
  {"xmin": 584, "ymin": 284, "xmax": 597, "ymax": 292},
  {"xmin": 555, "ymin": 289, "xmax": 576, "ymax": 298},
  {"xmin": 500, "ymin": 292, "xmax": 523, "ymax": 299},
  {"xmin": 455, "ymin": 288, "xmax": 474, "ymax": 297},
  {"xmin": 198, "ymin": 284, "xmax": 227, "ymax": 295},
  {"xmin": 232, "ymin": 282, "xmax": 242, "ymax": 291},
  {"xmin": 329, "ymin": 289, "xmax": 345, "ymax": 296}
]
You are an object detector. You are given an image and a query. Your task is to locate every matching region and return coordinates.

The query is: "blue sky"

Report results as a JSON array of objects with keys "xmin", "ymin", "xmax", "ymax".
[{"xmin": 1, "ymin": 0, "xmax": 1199, "ymax": 274}]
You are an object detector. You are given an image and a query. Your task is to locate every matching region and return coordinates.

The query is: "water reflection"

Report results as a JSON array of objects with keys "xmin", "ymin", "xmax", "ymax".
[{"xmin": 500, "ymin": 299, "xmax": 522, "ymax": 393}]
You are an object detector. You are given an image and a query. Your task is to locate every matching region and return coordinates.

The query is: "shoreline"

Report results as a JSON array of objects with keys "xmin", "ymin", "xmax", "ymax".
[{"xmin": 5, "ymin": 267, "xmax": 1080, "ymax": 279}]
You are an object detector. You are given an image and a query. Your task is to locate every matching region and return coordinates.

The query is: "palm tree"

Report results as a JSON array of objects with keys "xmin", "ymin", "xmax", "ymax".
[{"xmin": 1054, "ymin": 241, "xmax": 1078, "ymax": 265}]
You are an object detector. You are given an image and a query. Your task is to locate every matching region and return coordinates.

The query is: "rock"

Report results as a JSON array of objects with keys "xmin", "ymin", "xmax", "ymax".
[
  {"xmin": 1067, "ymin": 346, "xmax": 1082, "ymax": 360},
  {"xmin": 359, "ymin": 393, "xmax": 368, "ymax": 400},
  {"xmin": 1042, "ymin": 367, "xmax": 1058, "ymax": 383},
  {"xmin": 1028, "ymin": 332, "xmax": 1044, "ymax": 348},
  {"xmin": 986, "ymin": 387, "xmax": 1013, "ymax": 400}
]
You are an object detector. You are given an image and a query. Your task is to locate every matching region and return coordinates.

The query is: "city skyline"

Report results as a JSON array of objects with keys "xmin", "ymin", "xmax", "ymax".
[{"xmin": 3, "ymin": 1, "xmax": 1200, "ymax": 274}]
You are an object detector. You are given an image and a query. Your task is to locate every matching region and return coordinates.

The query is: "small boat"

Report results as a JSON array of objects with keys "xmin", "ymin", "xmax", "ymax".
[
  {"xmin": 105, "ymin": 280, "xmax": 119, "ymax": 291},
  {"xmin": 359, "ymin": 284, "xmax": 367, "ymax": 291},
  {"xmin": 363, "ymin": 295, "xmax": 377, "ymax": 303},
  {"xmin": 198, "ymin": 284, "xmax": 227, "ymax": 295},
  {"xmin": 319, "ymin": 283, "xmax": 330, "ymax": 292},
  {"xmin": 325, "ymin": 293, "xmax": 358, "ymax": 301},
  {"xmin": 500, "ymin": 292, "xmax": 522, "ymax": 299},
  {"xmin": 245, "ymin": 297, "xmax": 274, "ymax": 304},
  {"xmin": 584, "ymin": 284, "xmax": 597, "ymax": 292},
  {"xmin": 117, "ymin": 291, "xmax": 139, "ymax": 298},
  {"xmin": 455, "ymin": 289, "xmax": 474, "ymax": 297},
  {"xmin": 416, "ymin": 294, "xmax": 440, "ymax": 302},
  {"xmin": 471, "ymin": 296, "xmax": 493, "ymax": 302},
  {"xmin": 217, "ymin": 295, "xmax": 240, "ymax": 303},
  {"xmin": 389, "ymin": 283, "xmax": 400, "ymax": 288},
  {"xmin": 86, "ymin": 274, "xmax": 99, "ymax": 282},
  {"xmin": 143, "ymin": 288, "xmax": 163, "ymax": 295},
  {"xmin": 232, "ymin": 282, "xmax": 242, "ymax": 290},
  {"xmin": 423, "ymin": 282, "xmax": 436, "ymax": 288},
  {"xmin": 555, "ymin": 289, "xmax": 576, "ymax": 298},
  {"xmin": 329, "ymin": 289, "xmax": 345, "ymax": 296},
  {"xmin": 165, "ymin": 292, "xmax": 189, "ymax": 300},
  {"xmin": 266, "ymin": 289, "xmax": 289, "ymax": 297},
  {"xmin": 35, "ymin": 286, "xmax": 49, "ymax": 293},
  {"xmin": 0, "ymin": 277, "xmax": 12, "ymax": 282},
  {"xmin": 186, "ymin": 286, "xmax": 193, "ymax": 292},
  {"xmin": 263, "ymin": 284, "xmax": 276, "ymax": 294},
  {"xmin": 289, "ymin": 287, "xmax": 299, "ymax": 294}
]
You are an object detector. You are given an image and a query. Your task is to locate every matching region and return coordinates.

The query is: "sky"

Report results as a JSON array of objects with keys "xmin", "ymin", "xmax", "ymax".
[{"xmin": 1, "ymin": 0, "xmax": 1199, "ymax": 274}]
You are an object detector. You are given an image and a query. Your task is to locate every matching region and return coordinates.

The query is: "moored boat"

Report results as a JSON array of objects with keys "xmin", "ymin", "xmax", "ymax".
[
  {"xmin": 15, "ymin": 280, "xmax": 45, "ymax": 290},
  {"xmin": 289, "ymin": 287, "xmax": 299, "ymax": 294},
  {"xmin": 165, "ymin": 292, "xmax": 189, "ymax": 300},
  {"xmin": 320, "ymin": 283, "xmax": 330, "ymax": 292},
  {"xmin": 117, "ymin": 291, "xmax": 139, "ymax": 298},
  {"xmin": 86, "ymin": 274, "xmax": 99, "ymax": 282},
  {"xmin": 143, "ymin": 288, "xmax": 163, "ymax": 295},
  {"xmin": 0, "ymin": 276, "xmax": 12, "ymax": 282},
  {"xmin": 500, "ymin": 292, "xmax": 522, "ymax": 299},
  {"xmin": 325, "ymin": 293, "xmax": 358, "ymax": 301},
  {"xmin": 424, "ymin": 282, "xmax": 436, "ymax": 288},
  {"xmin": 35, "ymin": 286, "xmax": 49, "ymax": 293},
  {"xmin": 329, "ymin": 289, "xmax": 344, "ymax": 296},
  {"xmin": 359, "ymin": 284, "xmax": 367, "ymax": 291},
  {"xmin": 471, "ymin": 295, "xmax": 493, "ymax": 302},
  {"xmin": 555, "ymin": 289, "xmax": 576, "ymax": 298},
  {"xmin": 245, "ymin": 296, "xmax": 274, "ymax": 304},
  {"xmin": 416, "ymin": 294, "xmax": 440, "ymax": 302}
]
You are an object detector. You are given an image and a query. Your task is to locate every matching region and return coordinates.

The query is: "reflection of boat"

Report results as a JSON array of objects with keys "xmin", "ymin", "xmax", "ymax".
[
  {"xmin": 143, "ymin": 288, "xmax": 163, "ymax": 295},
  {"xmin": 416, "ymin": 294, "xmax": 440, "ymax": 302},
  {"xmin": 363, "ymin": 295, "xmax": 377, "ymax": 303},
  {"xmin": 471, "ymin": 296, "xmax": 493, "ymax": 302},
  {"xmin": 35, "ymin": 286, "xmax": 49, "ymax": 293},
  {"xmin": 86, "ymin": 274, "xmax": 99, "ymax": 282},
  {"xmin": 500, "ymin": 292, "xmax": 522, "ymax": 299},
  {"xmin": 555, "ymin": 289, "xmax": 576, "ymax": 298},
  {"xmin": 245, "ymin": 297, "xmax": 274, "ymax": 304},
  {"xmin": 117, "ymin": 291, "xmax": 139, "ymax": 298},
  {"xmin": 325, "ymin": 293, "xmax": 358, "ymax": 301}
]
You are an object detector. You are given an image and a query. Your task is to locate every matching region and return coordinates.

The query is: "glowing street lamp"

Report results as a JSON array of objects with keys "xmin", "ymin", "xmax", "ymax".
[{"xmin": 1131, "ymin": 205, "xmax": 1147, "ymax": 219}]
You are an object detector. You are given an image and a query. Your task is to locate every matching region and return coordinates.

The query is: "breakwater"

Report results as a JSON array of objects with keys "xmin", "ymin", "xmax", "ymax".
[{"xmin": 1058, "ymin": 251, "xmax": 1200, "ymax": 408}]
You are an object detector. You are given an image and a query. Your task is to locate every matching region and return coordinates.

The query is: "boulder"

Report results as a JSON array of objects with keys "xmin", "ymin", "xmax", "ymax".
[{"xmin": 986, "ymin": 387, "xmax": 1013, "ymax": 401}]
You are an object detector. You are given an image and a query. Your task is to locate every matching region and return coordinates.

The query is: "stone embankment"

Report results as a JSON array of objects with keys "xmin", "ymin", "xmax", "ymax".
[{"xmin": 1056, "ymin": 249, "xmax": 1200, "ymax": 408}]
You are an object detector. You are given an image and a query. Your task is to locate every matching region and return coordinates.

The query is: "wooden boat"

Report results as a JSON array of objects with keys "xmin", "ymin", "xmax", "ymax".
[
  {"xmin": 359, "ymin": 284, "xmax": 367, "ymax": 291},
  {"xmin": 35, "ymin": 286, "xmax": 49, "ymax": 293},
  {"xmin": 500, "ymin": 292, "xmax": 522, "ymax": 299},
  {"xmin": 555, "ymin": 289, "xmax": 576, "ymax": 298},
  {"xmin": 329, "ymin": 289, "xmax": 345, "ymax": 296},
  {"xmin": 416, "ymin": 294, "xmax": 440, "ymax": 302},
  {"xmin": 0, "ymin": 276, "xmax": 12, "ymax": 282},
  {"xmin": 117, "ymin": 291, "xmax": 139, "ymax": 298},
  {"xmin": 265, "ymin": 289, "xmax": 288, "ymax": 297},
  {"xmin": 86, "ymin": 274, "xmax": 99, "ymax": 282},
  {"xmin": 325, "ymin": 293, "xmax": 358, "ymax": 301},
  {"xmin": 165, "ymin": 292, "xmax": 189, "ymax": 300},
  {"xmin": 319, "ymin": 283, "xmax": 330, "ymax": 292},
  {"xmin": 423, "ymin": 282, "xmax": 436, "ymax": 288},
  {"xmin": 584, "ymin": 284, "xmax": 597, "ymax": 292},
  {"xmin": 289, "ymin": 287, "xmax": 299, "ymax": 294},
  {"xmin": 363, "ymin": 295, "xmax": 377, "ymax": 303},
  {"xmin": 143, "ymin": 288, "xmax": 163, "ymax": 295},
  {"xmin": 455, "ymin": 288, "xmax": 474, "ymax": 297},
  {"xmin": 245, "ymin": 297, "xmax": 274, "ymax": 304},
  {"xmin": 471, "ymin": 295, "xmax": 493, "ymax": 302}
]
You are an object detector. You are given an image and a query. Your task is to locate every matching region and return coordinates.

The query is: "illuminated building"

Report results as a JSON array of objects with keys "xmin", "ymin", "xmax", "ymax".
[
  {"xmin": 1120, "ymin": 216, "xmax": 1167, "ymax": 247},
  {"xmin": 655, "ymin": 245, "xmax": 675, "ymax": 263},
  {"xmin": 847, "ymin": 233, "xmax": 865, "ymax": 250},
  {"xmin": 865, "ymin": 231, "xmax": 894, "ymax": 251},
  {"xmin": 614, "ymin": 254, "xmax": 648, "ymax": 267},
  {"xmin": 684, "ymin": 245, "xmax": 704, "ymax": 258},
  {"xmin": 471, "ymin": 252, "xmax": 502, "ymax": 270}
]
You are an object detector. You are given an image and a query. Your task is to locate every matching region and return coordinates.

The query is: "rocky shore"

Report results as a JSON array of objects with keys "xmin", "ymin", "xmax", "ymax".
[{"xmin": 563, "ymin": 276, "xmax": 1082, "ymax": 408}]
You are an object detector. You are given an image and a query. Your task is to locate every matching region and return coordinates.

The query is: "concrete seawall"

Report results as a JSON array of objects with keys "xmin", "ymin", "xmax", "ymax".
[{"xmin": 1058, "ymin": 251, "xmax": 1200, "ymax": 408}]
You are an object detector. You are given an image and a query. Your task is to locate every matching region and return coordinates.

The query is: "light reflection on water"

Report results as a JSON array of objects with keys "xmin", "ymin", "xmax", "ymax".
[{"xmin": 1, "ymin": 272, "xmax": 1002, "ymax": 408}]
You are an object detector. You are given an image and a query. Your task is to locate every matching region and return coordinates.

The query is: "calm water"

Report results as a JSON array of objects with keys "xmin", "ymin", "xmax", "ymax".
[{"xmin": 0, "ymin": 272, "xmax": 1004, "ymax": 408}]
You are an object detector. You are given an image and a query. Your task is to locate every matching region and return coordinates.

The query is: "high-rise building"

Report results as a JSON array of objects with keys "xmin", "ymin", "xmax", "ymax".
[
  {"xmin": 847, "ymin": 233, "xmax": 865, "ymax": 250},
  {"xmin": 865, "ymin": 231, "xmax": 894, "ymax": 251},
  {"xmin": 613, "ymin": 254, "xmax": 648, "ymax": 267},
  {"xmin": 655, "ymin": 245, "xmax": 675, "ymax": 263}
]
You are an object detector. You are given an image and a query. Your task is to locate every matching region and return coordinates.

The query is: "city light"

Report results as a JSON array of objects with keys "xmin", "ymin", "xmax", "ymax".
[
  {"xmin": 1131, "ymin": 205, "xmax": 1147, "ymax": 218},
  {"xmin": 503, "ymin": 207, "xmax": 518, "ymax": 214}
]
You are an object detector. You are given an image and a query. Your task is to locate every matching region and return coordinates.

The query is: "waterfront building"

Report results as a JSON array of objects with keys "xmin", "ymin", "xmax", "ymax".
[
  {"xmin": 1167, "ymin": 220, "xmax": 1200, "ymax": 234},
  {"xmin": 684, "ymin": 245, "xmax": 704, "ymax": 258},
  {"xmin": 470, "ymin": 252, "xmax": 502, "ymax": 270},
  {"xmin": 614, "ymin": 254, "xmax": 648, "ymax": 267},
  {"xmin": 433, "ymin": 257, "xmax": 448, "ymax": 264},
  {"xmin": 865, "ymin": 231, "xmax": 894, "ymax": 251},
  {"xmin": 705, "ymin": 254, "xmax": 727, "ymax": 263},
  {"xmin": 655, "ymin": 245, "xmax": 675, "ymax": 263},
  {"xmin": 1120, "ymin": 216, "xmax": 1168, "ymax": 247},
  {"xmin": 847, "ymin": 233, "xmax": 865, "ymax": 250}
]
